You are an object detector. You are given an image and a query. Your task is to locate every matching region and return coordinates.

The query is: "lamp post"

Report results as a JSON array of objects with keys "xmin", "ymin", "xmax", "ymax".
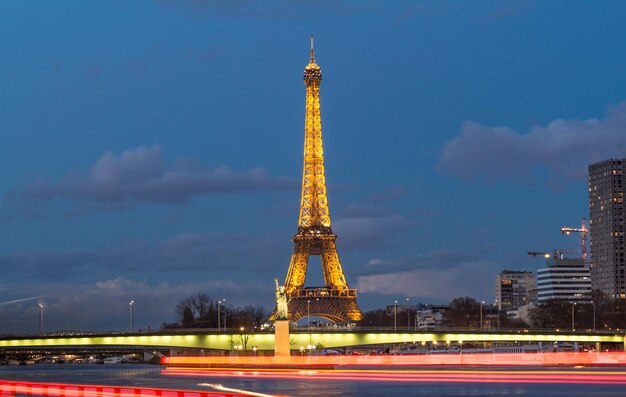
[
  {"xmin": 480, "ymin": 301, "xmax": 484, "ymax": 330},
  {"xmin": 495, "ymin": 299, "xmax": 500, "ymax": 331},
  {"xmin": 591, "ymin": 300, "xmax": 596, "ymax": 331},
  {"xmin": 406, "ymin": 298, "xmax": 411, "ymax": 330},
  {"xmin": 129, "ymin": 300, "xmax": 134, "ymax": 332},
  {"xmin": 38, "ymin": 303, "xmax": 44, "ymax": 334},
  {"xmin": 218, "ymin": 299, "xmax": 226, "ymax": 332},
  {"xmin": 572, "ymin": 302, "xmax": 577, "ymax": 331},
  {"xmin": 307, "ymin": 299, "xmax": 312, "ymax": 345},
  {"xmin": 316, "ymin": 297, "xmax": 320, "ymax": 331},
  {"xmin": 394, "ymin": 300, "xmax": 398, "ymax": 331}
]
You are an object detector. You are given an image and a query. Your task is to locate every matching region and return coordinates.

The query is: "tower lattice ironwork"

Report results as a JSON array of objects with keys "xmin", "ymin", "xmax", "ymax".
[{"xmin": 269, "ymin": 36, "xmax": 363, "ymax": 323}]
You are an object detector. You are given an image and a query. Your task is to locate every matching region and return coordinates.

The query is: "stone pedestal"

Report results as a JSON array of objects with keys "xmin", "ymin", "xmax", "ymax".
[{"xmin": 274, "ymin": 320, "xmax": 291, "ymax": 357}]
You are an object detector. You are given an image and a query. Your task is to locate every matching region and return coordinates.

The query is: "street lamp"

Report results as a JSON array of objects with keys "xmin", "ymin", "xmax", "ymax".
[
  {"xmin": 394, "ymin": 300, "xmax": 398, "ymax": 331},
  {"xmin": 591, "ymin": 300, "xmax": 596, "ymax": 331},
  {"xmin": 307, "ymin": 299, "xmax": 312, "ymax": 345},
  {"xmin": 129, "ymin": 300, "xmax": 134, "ymax": 332},
  {"xmin": 38, "ymin": 303, "xmax": 44, "ymax": 334},
  {"xmin": 406, "ymin": 298, "xmax": 411, "ymax": 330},
  {"xmin": 480, "ymin": 301, "xmax": 485, "ymax": 330},
  {"xmin": 495, "ymin": 299, "xmax": 500, "ymax": 331},
  {"xmin": 572, "ymin": 302, "xmax": 577, "ymax": 331},
  {"xmin": 218, "ymin": 299, "xmax": 226, "ymax": 332}
]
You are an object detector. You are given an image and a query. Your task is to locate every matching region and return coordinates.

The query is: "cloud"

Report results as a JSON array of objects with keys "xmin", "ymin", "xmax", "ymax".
[
  {"xmin": 333, "ymin": 208, "xmax": 415, "ymax": 250},
  {"xmin": 356, "ymin": 257, "xmax": 498, "ymax": 302},
  {"xmin": 357, "ymin": 250, "xmax": 483, "ymax": 276},
  {"xmin": 8, "ymin": 145, "xmax": 296, "ymax": 211},
  {"xmin": 438, "ymin": 102, "xmax": 626, "ymax": 183},
  {"xmin": 0, "ymin": 232, "xmax": 286, "ymax": 283},
  {"xmin": 354, "ymin": 250, "xmax": 497, "ymax": 301},
  {"xmin": 0, "ymin": 277, "xmax": 272, "ymax": 334}
]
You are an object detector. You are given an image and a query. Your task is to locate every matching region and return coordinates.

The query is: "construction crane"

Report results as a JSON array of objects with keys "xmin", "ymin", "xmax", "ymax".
[
  {"xmin": 561, "ymin": 217, "xmax": 588, "ymax": 262},
  {"xmin": 528, "ymin": 251, "xmax": 552, "ymax": 259},
  {"xmin": 527, "ymin": 250, "xmax": 565, "ymax": 260},
  {"xmin": 527, "ymin": 249, "xmax": 577, "ymax": 260}
]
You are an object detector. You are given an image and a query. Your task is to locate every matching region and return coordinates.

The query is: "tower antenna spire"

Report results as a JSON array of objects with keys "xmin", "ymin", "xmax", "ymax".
[{"xmin": 310, "ymin": 34, "xmax": 315, "ymax": 62}]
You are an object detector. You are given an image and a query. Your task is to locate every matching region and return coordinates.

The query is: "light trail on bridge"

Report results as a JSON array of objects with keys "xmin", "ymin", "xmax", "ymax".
[
  {"xmin": 162, "ymin": 351, "xmax": 626, "ymax": 367},
  {"xmin": 163, "ymin": 367, "xmax": 626, "ymax": 385}
]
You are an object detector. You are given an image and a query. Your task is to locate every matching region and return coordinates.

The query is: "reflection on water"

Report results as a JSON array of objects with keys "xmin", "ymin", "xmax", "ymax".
[{"xmin": 0, "ymin": 365, "xmax": 626, "ymax": 397}]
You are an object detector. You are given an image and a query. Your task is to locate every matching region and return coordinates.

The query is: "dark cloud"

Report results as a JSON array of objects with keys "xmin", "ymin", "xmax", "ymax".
[
  {"xmin": 355, "ymin": 250, "xmax": 497, "ymax": 301},
  {"xmin": 0, "ymin": 230, "xmax": 286, "ymax": 334},
  {"xmin": 333, "ymin": 209, "xmax": 415, "ymax": 250},
  {"xmin": 8, "ymin": 145, "xmax": 297, "ymax": 211},
  {"xmin": 437, "ymin": 102, "xmax": 626, "ymax": 183},
  {"xmin": 357, "ymin": 250, "xmax": 484, "ymax": 276},
  {"xmin": 0, "ymin": 232, "xmax": 286, "ymax": 283},
  {"xmin": 0, "ymin": 251, "xmax": 103, "ymax": 282}
]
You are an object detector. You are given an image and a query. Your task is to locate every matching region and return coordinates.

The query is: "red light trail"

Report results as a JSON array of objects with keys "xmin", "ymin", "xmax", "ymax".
[
  {"xmin": 163, "ymin": 367, "xmax": 626, "ymax": 385},
  {"xmin": 162, "ymin": 351, "xmax": 626, "ymax": 367},
  {"xmin": 0, "ymin": 379, "xmax": 285, "ymax": 397}
]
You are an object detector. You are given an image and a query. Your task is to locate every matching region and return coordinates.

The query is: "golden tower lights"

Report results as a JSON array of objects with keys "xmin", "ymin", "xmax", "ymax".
[{"xmin": 270, "ymin": 36, "xmax": 363, "ymax": 323}]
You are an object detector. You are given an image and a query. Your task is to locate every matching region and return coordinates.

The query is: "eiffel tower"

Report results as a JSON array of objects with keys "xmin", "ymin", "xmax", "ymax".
[{"xmin": 270, "ymin": 37, "xmax": 363, "ymax": 323}]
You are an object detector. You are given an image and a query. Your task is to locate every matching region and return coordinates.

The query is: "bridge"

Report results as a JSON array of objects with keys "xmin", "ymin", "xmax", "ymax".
[{"xmin": 1, "ymin": 330, "xmax": 624, "ymax": 351}]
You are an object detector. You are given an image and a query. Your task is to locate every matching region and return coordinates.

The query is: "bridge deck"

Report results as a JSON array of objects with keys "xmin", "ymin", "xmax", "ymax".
[{"xmin": 0, "ymin": 330, "xmax": 623, "ymax": 351}]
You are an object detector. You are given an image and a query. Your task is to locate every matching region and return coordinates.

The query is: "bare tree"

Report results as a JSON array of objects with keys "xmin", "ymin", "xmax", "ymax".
[
  {"xmin": 528, "ymin": 299, "xmax": 571, "ymax": 329},
  {"xmin": 174, "ymin": 293, "xmax": 218, "ymax": 328},
  {"xmin": 444, "ymin": 297, "xmax": 480, "ymax": 328}
]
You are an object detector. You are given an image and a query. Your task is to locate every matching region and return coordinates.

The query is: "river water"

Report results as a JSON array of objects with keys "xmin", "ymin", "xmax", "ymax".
[{"xmin": 1, "ymin": 364, "xmax": 625, "ymax": 397}]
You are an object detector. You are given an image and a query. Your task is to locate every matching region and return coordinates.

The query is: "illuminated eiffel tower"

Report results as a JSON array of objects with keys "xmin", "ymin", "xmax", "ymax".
[{"xmin": 270, "ymin": 37, "xmax": 363, "ymax": 323}]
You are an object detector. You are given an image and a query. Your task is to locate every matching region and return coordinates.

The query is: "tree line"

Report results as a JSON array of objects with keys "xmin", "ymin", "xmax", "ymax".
[
  {"xmin": 162, "ymin": 293, "xmax": 267, "ymax": 330},
  {"xmin": 163, "ymin": 290, "xmax": 626, "ymax": 331}
]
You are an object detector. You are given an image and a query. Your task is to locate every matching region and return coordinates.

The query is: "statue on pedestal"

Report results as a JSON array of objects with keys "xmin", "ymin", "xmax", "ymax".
[{"xmin": 274, "ymin": 277, "xmax": 289, "ymax": 320}]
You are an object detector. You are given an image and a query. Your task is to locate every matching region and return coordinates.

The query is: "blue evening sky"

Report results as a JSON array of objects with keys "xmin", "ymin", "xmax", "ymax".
[{"xmin": 1, "ymin": 0, "xmax": 626, "ymax": 332}]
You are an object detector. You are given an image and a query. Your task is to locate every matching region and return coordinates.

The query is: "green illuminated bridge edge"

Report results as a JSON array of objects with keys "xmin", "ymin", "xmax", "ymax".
[{"xmin": 1, "ymin": 331, "xmax": 624, "ymax": 351}]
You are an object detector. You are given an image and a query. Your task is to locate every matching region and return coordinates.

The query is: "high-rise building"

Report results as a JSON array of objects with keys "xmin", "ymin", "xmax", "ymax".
[
  {"xmin": 589, "ymin": 158, "xmax": 625, "ymax": 298},
  {"xmin": 495, "ymin": 270, "xmax": 536, "ymax": 310},
  {"xmin": 537, "ymin": 258, "xmax": 592, "ymax": 301}
]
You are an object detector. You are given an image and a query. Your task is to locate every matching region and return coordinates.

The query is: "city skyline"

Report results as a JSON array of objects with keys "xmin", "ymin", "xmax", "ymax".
[{"xmin": 1, "ymin": 1, "xmax": 626, "ymax": 333}]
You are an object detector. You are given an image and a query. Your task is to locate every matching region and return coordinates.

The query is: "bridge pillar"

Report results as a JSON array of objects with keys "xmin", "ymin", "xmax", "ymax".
[{"xmin": 274, "ymin": 320, "xmax": 290, "ymax": 357}]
